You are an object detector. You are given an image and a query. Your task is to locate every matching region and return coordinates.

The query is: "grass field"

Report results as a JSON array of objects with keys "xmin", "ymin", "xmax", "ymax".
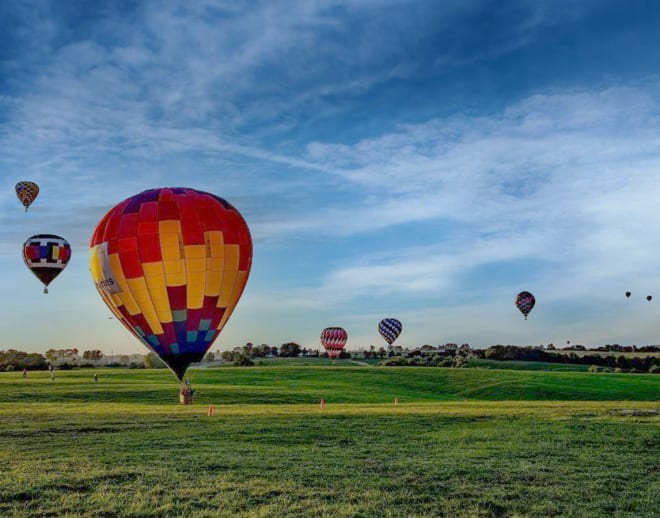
[
  {"xmin": 467, "ymin": 359, "xmax": 591, "ymax": 372},
  {"xmin": 0, "ymin": 366, "xmax": 658, "ymax": 517}
]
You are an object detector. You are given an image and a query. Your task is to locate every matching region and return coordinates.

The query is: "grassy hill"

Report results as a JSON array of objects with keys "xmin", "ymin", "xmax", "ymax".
[
  {"xmin": 0, "ymin": 367, "xmax": 657, "ymax": 517},
  {"xmin": 4, "ymin": 364, "xmax": 655, "ymax": 404}
]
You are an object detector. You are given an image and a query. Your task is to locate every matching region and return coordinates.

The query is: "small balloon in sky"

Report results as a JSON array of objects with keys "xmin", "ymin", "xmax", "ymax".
[
  {"xmin": 23, "ymin": 234, "xmax": 71, "ymax": 294},
  {"xmin": 647, "ymin": 295, "xmax": 653, "ymax": 302},
  {"xmin": 378, "ymin": 318, "xmax": 402, "ymax": 346},
  {"xmin": 320, "ymin": 327, "xmax": 347, "ymax": 359},
  {"xmin": 89, "ymin": 187, "xmax": 253, "ymax": 382},
  {"xmin": 515, "ymin": 291, "xmax": 535, "ymax": 320},
  {"xmin": 15, "ymin": 181, "xmax": 39, "ymax": 211},
  {"xmin": 625, "ymin": 291, "xmax": 631, "ymax": 298}
]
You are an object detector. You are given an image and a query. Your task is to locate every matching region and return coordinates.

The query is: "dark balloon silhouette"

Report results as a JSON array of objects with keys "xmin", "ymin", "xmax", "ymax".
[
  {"xmin": 625, "ymin": 291, "xmax": 631, "ymax": 298},
  {"xmin": 647, "ymin": 295, "xmax": 653, "ymax": 302},
  {"xmin": 515, "ymin": 291, "xmax": 535, "ymax": 320}
]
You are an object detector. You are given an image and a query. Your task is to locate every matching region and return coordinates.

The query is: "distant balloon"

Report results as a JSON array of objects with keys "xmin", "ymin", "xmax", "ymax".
[
  {"xmin": 515, "ymin": 291, "xmax": 535, "ymax": 320},
  {"xmin": 647, "ymin": 295, "xmax": 653, "ymax": 302},
  {"xmin": 625, "ymin": 291, "xmax": 631, "ymax": 298},
  {"xmin": 15, "ymin": 181, "xmax": 39, "ymax": 211},
  {"xmin": 320, "ymin": 327, "xmax": 347, "ymax": 359},
  {"xmin": 378, "ymin": 318, "xmax": 402, "ymax": 346},
  {"xmin": 89, "ymin": 187, "xmax": 252, "ymax": 382},
  {"xmin": 23, "ymin": 234, "xmax": 71, "ymax": 293}
]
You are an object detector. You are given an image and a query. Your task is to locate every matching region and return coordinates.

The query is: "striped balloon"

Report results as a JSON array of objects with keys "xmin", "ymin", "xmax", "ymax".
[
  {"xmin": 320, "ymin": 327, "xmax": 348, "ymax": 359},
  {"xmin": 89, "ymin": 188, "xmax": 252, "ymax": 381},
  {"xmin": 378, "ymin": 318, "xmax": 402, "ymax": 345},
  {"xmin": 23, "ymin": 234, "xmax": 71, "ymax": 293}
]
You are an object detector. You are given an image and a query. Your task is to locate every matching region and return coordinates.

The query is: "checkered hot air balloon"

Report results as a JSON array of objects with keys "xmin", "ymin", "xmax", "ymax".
[
  {"xmin": 320, "ymin": 327, "xmax": 347, "ymax": 359},
  {"xmin": 15, "ymin": 181, "xmax": 39, "ymax": 211},
  {"xmin": 378, "ymin": 318, "xmax": 402, "ymax": 346},
  {"xmin": 23, "ymin": 234, "xmax": 71, "ymax": 293},
  {"xmin": 515, "ymin": 291, "xmax": 535, "ymax": 320},
  {"xmin": 89, "ymin": 188, "xmax": 252, "ymax": 382}
]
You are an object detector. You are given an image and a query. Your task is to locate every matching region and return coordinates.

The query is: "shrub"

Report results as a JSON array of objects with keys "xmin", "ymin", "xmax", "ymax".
[{"xmin": 233, "ymin": 354, "xmax": 254, "ymax": 367}]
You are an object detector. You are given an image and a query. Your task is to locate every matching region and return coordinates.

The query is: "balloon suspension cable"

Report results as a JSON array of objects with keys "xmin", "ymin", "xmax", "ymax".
[
  {"xmin": 524, "ymin": 315, "xmax": 527, "ymax": 320},
  {"xmin": 25, "ymin": 207, "xmax": 28, "ymax": 212},
  {"xmin": 44, "ymin": 287, "xmax": 48, "ymax": 294}
]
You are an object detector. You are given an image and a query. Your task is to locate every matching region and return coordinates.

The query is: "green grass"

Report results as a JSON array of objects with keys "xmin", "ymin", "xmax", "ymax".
[
  {"xmin": 3, "ymin": 366, "xmax": 658, "ymax": 404},
  {"xmin": 467, "ymin": 358, "xmax": 591, "ymax": 371},
  {"xmin": 250, "ymin": 357, "xmax": 362, "ymax": 367},
  {"xmin": 0, "ymin": 367, "xmax": 658, "ymax": 517}
]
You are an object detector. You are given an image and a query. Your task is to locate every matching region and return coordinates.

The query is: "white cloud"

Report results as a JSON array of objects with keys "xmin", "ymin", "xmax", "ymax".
[{"xmin": 246, "ymin": 83, "xmax": 660, "ymax": 329}]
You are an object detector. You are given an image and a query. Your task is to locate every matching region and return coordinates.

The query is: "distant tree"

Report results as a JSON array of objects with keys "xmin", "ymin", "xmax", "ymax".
[
  {"xmin": 204, "ymin": 351, "xmax": 215, "ymax": 362},
  {"xmin": 82, "ymin": 350, "xmax": 104, "ymax": 361},
  {"xmin": 233, "ymin": 354, "xmax": 254, "ymax": 367},
  {"xmin": 280, "ymin": 342, "xmax": 301, "ymax": 357},
  {"xmin": 144, "ymin": 352, "xmax": 166, "ymax": 369},
  {"xmin": 0, "ymin": 350, "xmax": 47, "ymax": 371}
]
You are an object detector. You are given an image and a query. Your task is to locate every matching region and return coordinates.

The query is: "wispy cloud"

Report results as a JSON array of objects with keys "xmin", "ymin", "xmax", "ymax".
[{"xmin": 246, "ymin": 83, "xmax": 660, "ymax": 320}]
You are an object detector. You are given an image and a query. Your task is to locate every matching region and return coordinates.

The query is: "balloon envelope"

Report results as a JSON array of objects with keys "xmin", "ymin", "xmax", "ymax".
[
  {"xmin": 625, "ymin": 291, "xmax": 631, "ymax": 298},
  {"xmin": 320, "ymin": 327, "xmax": 347, "ymax": 359},
  {"xmin": 515, "ymin": 291, "xmax": 535, "ymax": 320},
  {"xmin": 378, "ymin": 318, "xmax": 402, "ymax": 345},
  {"xmin": 89, "ymin": 187, "xmax": 252, "ymax": 381},
  {"xmin": 15, "ymin": 181, "xmax": 39, "ymax": 211},
  {"xmin": 647, "ymin": 295, "xmax": 653, "ymax": 301},
  {"xmin": 23, "ymin": 234, "xmax": 71, "ymax": 293}
]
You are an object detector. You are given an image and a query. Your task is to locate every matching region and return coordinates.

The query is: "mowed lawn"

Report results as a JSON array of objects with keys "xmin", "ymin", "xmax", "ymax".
[{"xmin": 0, "ymin": 367, "xmax": 658, "ymax": 517}]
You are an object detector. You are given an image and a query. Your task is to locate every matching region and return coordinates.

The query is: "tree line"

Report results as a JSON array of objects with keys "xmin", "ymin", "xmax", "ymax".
[
  {"xmin": 478, "ymin": 345, "xmax": 659, "ymax": 373},
  {"xmin": 377, "ymin": 345, "xmax": 658, "ymax": 373}
]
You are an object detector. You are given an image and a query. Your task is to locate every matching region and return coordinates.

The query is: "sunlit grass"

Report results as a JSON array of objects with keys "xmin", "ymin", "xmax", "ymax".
[{"xmin": 0, "ymin": 367, "xmax": 657, "ymax": 516}]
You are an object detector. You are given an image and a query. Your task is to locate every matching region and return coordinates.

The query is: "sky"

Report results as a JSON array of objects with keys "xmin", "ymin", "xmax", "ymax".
[{"xmin": 2, "ymin": 0, "xmax": 660, "ymax": 355}]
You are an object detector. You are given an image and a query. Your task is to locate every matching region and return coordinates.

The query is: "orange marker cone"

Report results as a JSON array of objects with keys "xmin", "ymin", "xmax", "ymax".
[
  {"xmin": 207, "ymin": 404, "xmax": 214, "ymax": 416},
  {"xmin": 320, "ymin": 399, "xmax": 326, "ymax": 409}
]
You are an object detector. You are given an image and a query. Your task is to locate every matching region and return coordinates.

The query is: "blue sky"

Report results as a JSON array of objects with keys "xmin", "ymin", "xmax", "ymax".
[{"xmin": 2, "ymin": 0, "xmax": 660, "ymax": 354}]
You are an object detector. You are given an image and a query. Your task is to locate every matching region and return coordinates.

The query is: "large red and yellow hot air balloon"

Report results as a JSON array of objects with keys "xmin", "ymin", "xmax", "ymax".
[
  {"xmin": 320, "ymin": 327, "xmax": 347, "ymax": 359},
  {"xmin": 89, "ymin": 187, "xmax": 252, "ymax": 381}
]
